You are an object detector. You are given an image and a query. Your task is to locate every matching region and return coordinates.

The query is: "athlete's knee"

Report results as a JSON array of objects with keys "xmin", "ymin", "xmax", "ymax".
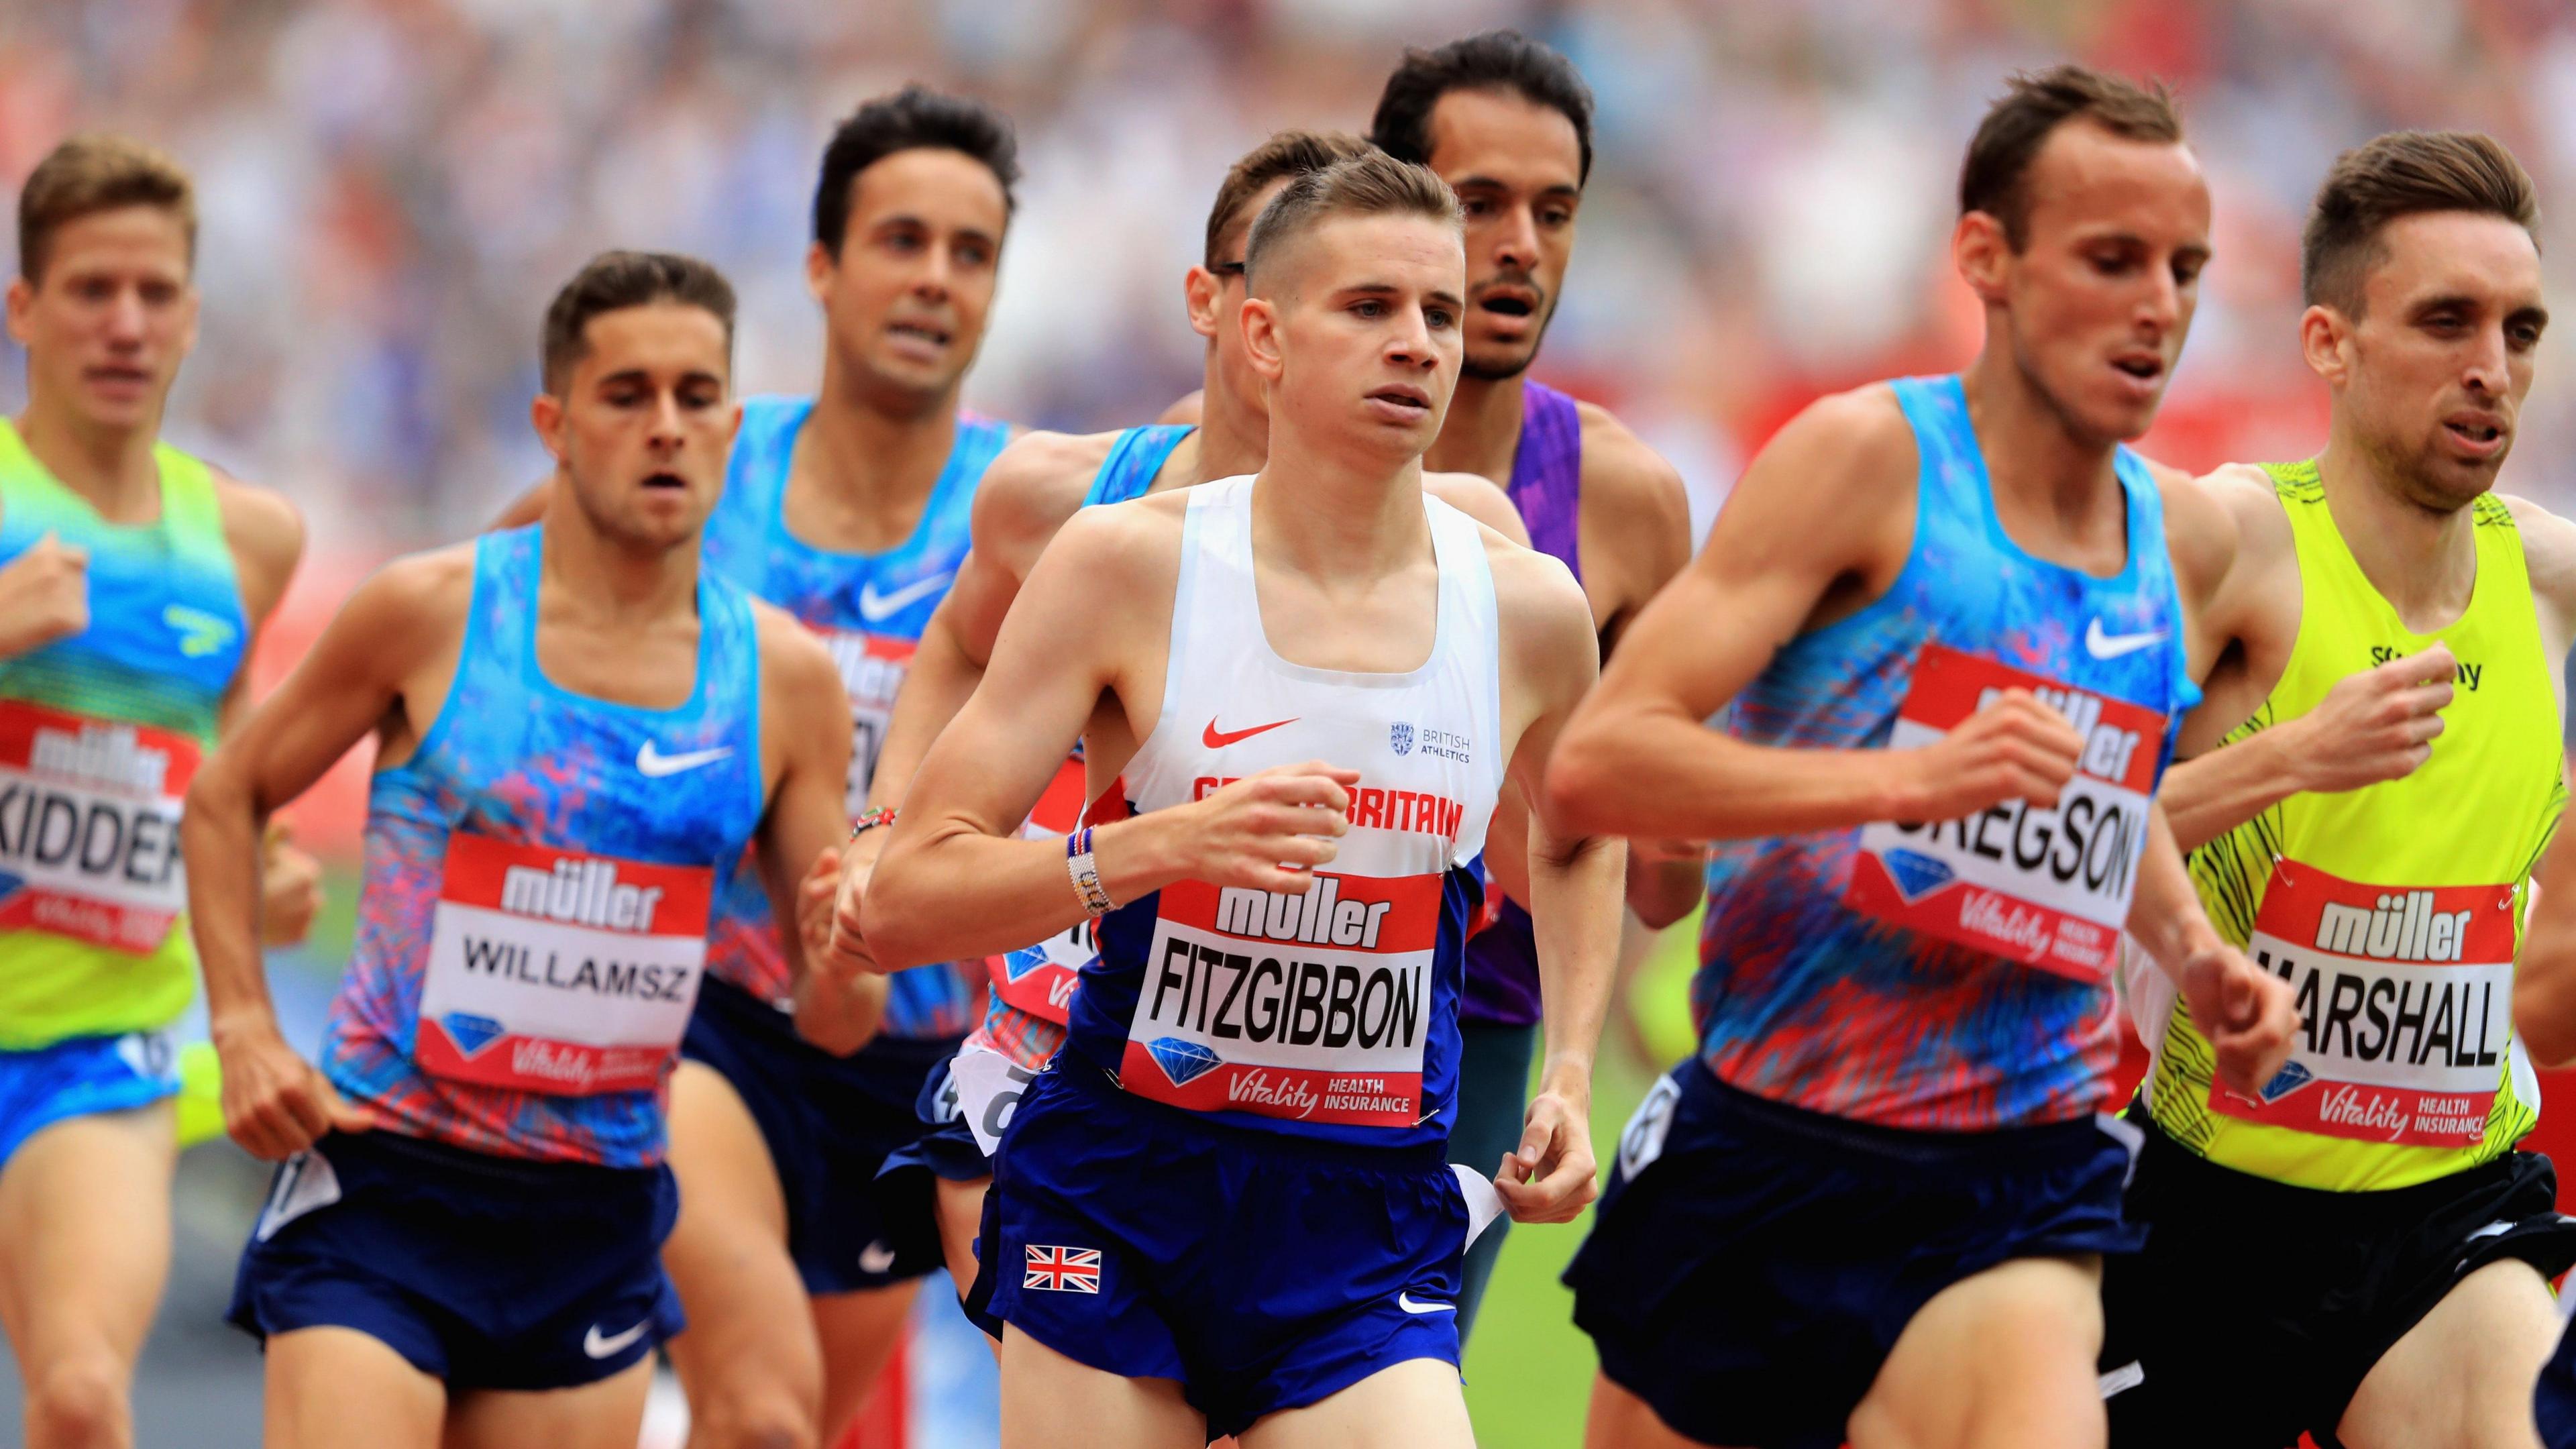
[
  {"xmin": 685, "ymin": 1388, "xmax": 820, "ymax": 1449},
  {"xmin": 23, "ymin": 1351, "xmax": 132, "ymax": 1449}
]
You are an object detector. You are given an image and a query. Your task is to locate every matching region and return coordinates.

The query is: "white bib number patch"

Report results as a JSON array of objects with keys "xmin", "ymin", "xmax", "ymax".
[
  {"xmin": 0, "ymin": 701, "xmax": 197, "ymax": 955},
  {"xmin": 2210, "ymin": 860, "xmax": 2516, "ymax": 1146},
  {"xmin": 415, "ymin": 833, "xmax": 712, "ymax": 1096},
  {"xmin": 1847, "ymin": 645, "xmax": 2167, "ymax": 981}
]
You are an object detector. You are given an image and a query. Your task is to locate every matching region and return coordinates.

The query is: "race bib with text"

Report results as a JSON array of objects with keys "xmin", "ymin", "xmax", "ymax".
[
  {"xmin": 1120, "ymin": 871, "xmax": 1440, "ymax": 1127},
  {"xmin": 415, "ymin": 833, "xmax": 713, "ymax": 1096},
  {"xmin": 2210, "ymin": 861, "xmax": 2515, "ymax": 1147},
  {"xmin": 1844, "ymin": 645, "xmax": 2166, "ymax": 981},
  {"xmin": 816, "ymin": 628, "xmax": 914, "ymax": 812},
  {"xmin": 0, "ymin": 700, "xmax": 197, "ymax": 955}
]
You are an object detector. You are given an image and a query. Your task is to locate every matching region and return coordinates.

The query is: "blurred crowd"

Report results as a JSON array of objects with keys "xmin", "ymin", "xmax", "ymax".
[{"xmin": 6, "ymin": 0, "xmax": 2576, "ymax": 552}]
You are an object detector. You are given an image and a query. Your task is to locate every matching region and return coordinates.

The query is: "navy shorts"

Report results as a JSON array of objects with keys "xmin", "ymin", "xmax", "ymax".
[
  {"xmin": 2103, "ymin": 1112, "xmax": 2576, "ymax": 1449},
  {"xmin": 973, "ymin": 1063, "xmax": 1472, "ymax": 1440},
  {"xmin": 2540, "ymin": 1306, "xmax": 2576, "ymax": 1448},
  {"xmin": 1566, "ymin": 1061, "xmax": 2145, "ymax": 1449},
  {"xmin": 227, "ymin": 1130, "xmax": 682, "ymax": 1390},
  {"xmin": 0, "ymin": 1029, "xmax": 179, "ymax": 1169},
  {"xmin": 681, "ymin": 975, "xmax": 949, "ymax": 1293}
]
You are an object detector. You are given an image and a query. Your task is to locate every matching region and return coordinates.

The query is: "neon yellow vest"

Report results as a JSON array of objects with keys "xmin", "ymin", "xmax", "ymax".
[
  {"xmin": 0, "ymin": 421, "xmax": 243, "ymax": 1048},
  {"xmin": 2146, "ymin": 461, "xmax": 2564, "ymax": 1190}
]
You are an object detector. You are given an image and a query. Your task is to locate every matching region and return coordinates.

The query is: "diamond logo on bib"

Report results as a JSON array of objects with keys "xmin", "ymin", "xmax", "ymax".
[
  {"xmin": 415, "ymin": 833, "xmax": 714, "ymax": 1096},
  {"xmin": 1844, "ymin": 645, "xmax": 2167, "ymax": 981},
  {"xmin": 2208, "ymin": 861, "xmax": 2514, "ymax": 1146}
]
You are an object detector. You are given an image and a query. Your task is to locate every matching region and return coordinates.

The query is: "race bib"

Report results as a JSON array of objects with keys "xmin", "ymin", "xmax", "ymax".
[
  {"xmin": 1845, "ymin": 645, "xmax": 2165, "ymax": 981},
  {"xmin": 0, "ymin": 700, "xmax": 197, "ymax": 954},
  {"xmin": 2210, "ymin": 860, "xmax": 2515, "ymax": 1146},
  {"xmin": 814, "ymin": 628, "xmax": 914, "ymax": 812},
  {"xmin": 992, "ymin": 755, "xmax": 1100, "ymax": 1025},
  {"xmin": 1120, "ymin": 871, "xmax": 1440, "ymax": 1127},
  {"xmin": 415, "ymin": 833, "xmax": 713, "ymax": 1096},
  {"xmin": 944, "ymin": 1040, "xmax": 1039, "ymax": 1156}
]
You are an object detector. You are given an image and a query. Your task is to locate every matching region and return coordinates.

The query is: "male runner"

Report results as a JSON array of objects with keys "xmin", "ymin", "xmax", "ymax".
[
  {"xmin": 2102, "ymin": 129, "xmax": 2576, "ymax": 1449},
  {"xmin": 191, "ymin": 251, "xmax": 865, "ymax": 1449},
  {"xmin": 1371, "ymin": 29, "xmax": 1699, "ymax": 1332},
  {"xmin": 852, "ymin": 153, "xmax": 1620, "ymax": 1448},
  {"xmin": 495, "ymin": 85, "xmax": 1022, "ymax": 1447},
  {"xmin": 1544, "ymin": 67, "xmax": 2297, "ymax": 1449},
  {"xmin": 848, "ymin": 128, "xmax": 1530, "ymax": 1303},
  {"xmin": 0, "ymin": 133, "xmax": 316, "ymax": 1449},
  {"xmin": 2513, "ymin": 838, "xmax": 2576, "ymax": 1448}
]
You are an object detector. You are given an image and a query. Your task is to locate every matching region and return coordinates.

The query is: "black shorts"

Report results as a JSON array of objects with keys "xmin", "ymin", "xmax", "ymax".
[
  {"xmin": 680, "ymin": 975, "xmax": 951, "ymax": 1293},
  {"xmin": 1566, "ymin": 1061, "xmax": 2145, "ymax": 1449},
  {"xmin": 2101, "ymin": 1109, "xmax": 2576, "ymax": 1449}
]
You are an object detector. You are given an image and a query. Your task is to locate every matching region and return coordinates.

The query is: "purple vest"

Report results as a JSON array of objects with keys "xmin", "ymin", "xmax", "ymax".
[{"xmin": 1462, "ymin": 380, "xmax": 1584, "ymax": 1027}]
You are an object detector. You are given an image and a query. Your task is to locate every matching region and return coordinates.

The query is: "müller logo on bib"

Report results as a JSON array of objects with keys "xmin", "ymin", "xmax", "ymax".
[
  {"xmin": 416, "ymin": 832, "xmax": 714, "ymax": 1096},
  {"xmin": 0, "ymin": 700, "xmax": 199, "ymax": 954},
  {"xmin": 818, "ymin": 628, "xmax": 915, "ymax": 811},
  {"xmin": 1844, "ymin": 644, "xmax": 2165, "ymax": 981},
  {"xmin": 2210, "ymin": 861, "xmax": 2515, "ymax": 1147},
  {"xmin": 1124, "ymin": 871, "xmax": 1442, "ymax": 1126}
]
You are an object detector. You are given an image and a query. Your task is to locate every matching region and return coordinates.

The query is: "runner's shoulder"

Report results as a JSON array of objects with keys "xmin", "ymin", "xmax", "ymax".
[
  {"xmin": 1424, "ymin": 470, "xmax": 1530, "ymax": 548},
  {"xmin": 208, "ymin": 464, "xmax": 307, "ymax": 621},
  {"xmin": 972, "ymin": 427, "xmax": 1124, "ymax": 553},
  {"xmin": 333, "ymin": 543, "xmax": 476, "ymax": 667},
  {"xmin": 743, "ymin": 594, "xmax": 845, "ymax": 710},
  {"xmin": 1759, "ymin": 382, "xmax": 1915, "ymax": 498},
  {"xmin": 2499, "ymin": 493, "xmax": 2576, "ymax": 614},
  {"xmin": 2147, "ymin": 459, "xmax": 2248, "ymax": 607},
  {"xmin": 1572, "ymin": 399, "xmax": 1691, "ymax": 537},
  {"xmin": 1489, "ymin": 529, "xmax": 1597, "ymax": 675}
]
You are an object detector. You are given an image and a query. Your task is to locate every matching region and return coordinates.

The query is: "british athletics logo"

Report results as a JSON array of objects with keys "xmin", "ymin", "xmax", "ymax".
[{"xmin": 1023, "ymin": 1244, "xmax": 1101, "ymax": 1293}]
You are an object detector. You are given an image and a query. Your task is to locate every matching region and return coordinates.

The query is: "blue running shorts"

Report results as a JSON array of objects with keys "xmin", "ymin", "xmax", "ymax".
[
  {"xmin": 0, "ymin": 1029, "xmax": 179, "ymax": 1169},
  {"xmin": 227, "ymin": 1130, "xmax": 683, "ymax": 1390},
  {"xmin": 1566, "ymin": 1060, "xmax": 2145, "ymax": 1449},
  {"xmin": 974, "ymin": 1063, "xmax": 1474, "ymax": 1439}
]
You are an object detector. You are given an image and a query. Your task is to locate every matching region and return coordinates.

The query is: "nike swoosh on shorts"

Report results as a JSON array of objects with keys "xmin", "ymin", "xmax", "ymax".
[{"xmin": 584, "ymin": 1320, "xmax": 651, "ymax": 1358}]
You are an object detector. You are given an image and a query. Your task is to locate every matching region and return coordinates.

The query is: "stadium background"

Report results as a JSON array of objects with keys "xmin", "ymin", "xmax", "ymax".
[{"xmin": 8, "ymin": 0, "xmax": 2576, "ymax": 1444}]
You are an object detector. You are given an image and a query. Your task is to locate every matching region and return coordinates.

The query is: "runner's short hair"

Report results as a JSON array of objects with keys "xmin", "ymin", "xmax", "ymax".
[
  {"xmin": 1243, "ymin": 153, "xmax": 1463, "ymax": 292},
  {"xmin": 1960, "ymin": 65, "xmax": 2185, "ymax": 249},
  {"xmin": 541, "ymin": 251, "xmax": 737, "ymax": 393},
  {"xmin": 16, "ymin": 133, "xmax": 196, "ymax": 284},
  {"xmin": 813, "ymin": 85, "xmax": 1020, "ymax": 254},
  {"xmin": 2302, "ymin": 130, "xmax": 2539, "ymax": 315},
  {"xmin": 1205, "ymin": 131, "xmax": 1377, "ymax": 270},
  {"xmin": 1371, "ymin": 30, "xmax": 1595, "ymax": 185}
]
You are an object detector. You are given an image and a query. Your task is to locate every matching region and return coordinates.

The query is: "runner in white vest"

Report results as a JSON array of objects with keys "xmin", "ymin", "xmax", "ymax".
[{"xmin": 841, "ymin": 152, "xmax": 1622, "ymax": 1449}]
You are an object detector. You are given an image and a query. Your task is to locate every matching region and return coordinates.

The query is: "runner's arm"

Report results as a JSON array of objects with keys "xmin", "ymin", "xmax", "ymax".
[
  {"xmin": 213, "ymin": 473, "xmax": 323, "ymax": 947},
  {"xmin": 2124, "ymin": 800, "xmax": 2298, "ymax": 1095},
  {"xmin": 1499, "ymin": 549, "xmax": 1619, "ymax": 1224},
  {"xmin": 860, "ymin": 503, "xmax": 1355, "ymax": 970},
  {"xmin": 188, "ymin": 555, "xmax": 465, "ymax": 1157},
  {"xmin": 1544, "ymin": 388, "xmax": 1935, "ymax": 841},
  {"xmin": 748, "ymin": 608, "xmax": 882, "ymax": 1054},
  {"xmin": 2515, "ymin": 808, "xmax": 2576, "ymax": 1066}
]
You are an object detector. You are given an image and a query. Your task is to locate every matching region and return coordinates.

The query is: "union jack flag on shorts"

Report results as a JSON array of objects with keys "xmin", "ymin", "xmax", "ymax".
[{"xmin": 1023, "ymin": 1244, "xmax": 1102, "ymax": 1293}]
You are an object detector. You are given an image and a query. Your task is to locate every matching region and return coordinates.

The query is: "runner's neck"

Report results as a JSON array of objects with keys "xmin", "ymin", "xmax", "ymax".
[
  {"xmin": 790, "ymin": 353, "xmax": 963, "ymax": 550},
  {"xmin": 11, "ymin": 398, "xmax": 164, "ymax": 524},
  {"xmin": 1959, "ymin": 352, "xmax": 2130, "ymax": 576},
  {"xmin": 1191, "ymin": 370, "xmax": 1270, "ymax": 484},
  {"xmin": 1249, "ymin": 428, "xmax": 1434, "ymax": 583},
  {"xmin": 538, "ymin": 486, "xmax": 703, "ymax": 626},
  {"xmin": 1423, "ymin": 370, "xmax": 1527, "ymax": 484},
  {"xmin": 2312, "ymin": 431, "xmax": 2481, "ymax": 632}
]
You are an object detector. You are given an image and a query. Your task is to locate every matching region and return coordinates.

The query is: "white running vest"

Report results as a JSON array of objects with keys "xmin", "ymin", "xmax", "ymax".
[{"xmin": 1096, "ymin": 474, "xmax": 1507, "ymax": 1139}]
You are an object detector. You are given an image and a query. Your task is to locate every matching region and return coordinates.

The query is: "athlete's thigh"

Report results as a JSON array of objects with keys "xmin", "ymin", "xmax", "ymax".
[
  {"xmin": 811, "ymin": 1278, "xmax": 922, "ymax": 1442},
  {"xmin": 262, "ymin": 1325, "xmax": 444, "ymax": 1449},
  {"xmin": 443, "ymin": 1356, "xmax": 655, "ymax": 1449},
  {"xmin": 0, "ymin": 1104, "xmax": 174, "ymax": 1370},
  {"xmin": 1851, "ymin": 1254, "xmax": 2106, "ymax": 1449},
  {"xmin": 1585, "ymin": 1373, "xmax": 1743, "ymax": 1449},
  {"xmin": 659, "ymin": 1062, "xmax": 820, "ymax": 1407},
  {"xmin": 1240, "ymin": 1357, "xmax": 1473, "ymax": 1449},
  {"xmin": 2340, "ymin": 1256, "xmax": 2557, "ymax": 1449},
  {"xmin": 935, "ymin": 1173, "xmax": 991, "ymax": 1297},
  {"xmin": 998, "ymin": 1323, "xmax": 1200, "ymax": 1449}
]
